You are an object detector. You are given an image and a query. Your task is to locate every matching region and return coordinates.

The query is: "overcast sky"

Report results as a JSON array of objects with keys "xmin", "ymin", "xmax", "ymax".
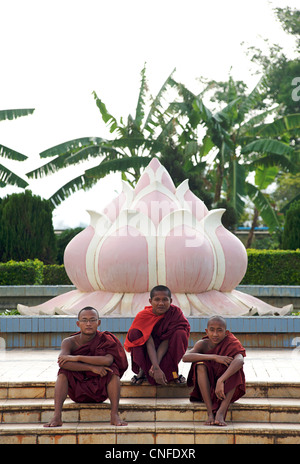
[{"xmin": 0, "ymin": 0, "xmax": 298, "ymax": 229}]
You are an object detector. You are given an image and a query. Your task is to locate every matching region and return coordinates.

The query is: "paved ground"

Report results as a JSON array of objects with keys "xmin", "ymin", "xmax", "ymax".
[{"xmin": 1, "ymin": 348, "xmax": 300, "ymax": 383}]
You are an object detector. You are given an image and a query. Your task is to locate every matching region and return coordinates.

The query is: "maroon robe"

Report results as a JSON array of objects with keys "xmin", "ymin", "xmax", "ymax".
[
  {"xmin": 59, "ymin": 331, "xmax": 128, "ymax": 403},
  {"xmin": 187, "ymin": 332, "xmax": 246, "ymax": 413},
  {"xmin": 127, "ymin": 304, "xmax": 190, "ymax": 385}
]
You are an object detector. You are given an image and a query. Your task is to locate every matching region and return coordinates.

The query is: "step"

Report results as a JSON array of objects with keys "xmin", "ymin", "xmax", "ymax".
[
  {"xmin": 1, "ymin": 396, "xmax": 300, "ymax": 425},
  {"xmin": 1, "ymin": 421, "xmax": 300, "ymax": 444},
  {"xmin": 1, "ymin": 379, "xmax": 300, "ymax": 444},
  {"xmin": 1, "ymin": 380, "xmax": 300, "ymax": 400}
]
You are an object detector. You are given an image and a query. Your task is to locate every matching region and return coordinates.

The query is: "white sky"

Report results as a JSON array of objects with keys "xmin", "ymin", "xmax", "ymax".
[{"xmin": 0, "ymin": 0, "xmax": 298, "ymax": 229}]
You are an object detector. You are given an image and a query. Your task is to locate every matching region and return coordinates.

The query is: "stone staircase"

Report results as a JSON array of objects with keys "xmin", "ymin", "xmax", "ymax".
[{"xmin": 1, "ymin": 380, "xmax": 300, "ymax": 444}]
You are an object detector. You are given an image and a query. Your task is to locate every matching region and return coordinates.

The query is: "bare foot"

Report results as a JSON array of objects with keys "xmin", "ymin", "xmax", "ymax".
[
  {"xmin": 110, "ymin": 413, "xmax": 128, "ymax": 426},
  {"xmin": 214, "ymin": 411, "xmax": 227, "ymax": 426},
  {"xmin": 204, "ymin": 413, "xmax": 215, "ymax": 425},
  {"xmin": 43, "ymin": 416, "xmax": 63, "ymax": 427}
]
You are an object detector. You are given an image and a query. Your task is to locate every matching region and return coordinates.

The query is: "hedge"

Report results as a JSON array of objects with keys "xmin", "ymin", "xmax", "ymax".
[
  {"xmin": 0, "ymin": 250, "xmax": 299, "ymax": 286},
  {"xmin": 241, "ymin": 249, "xmax": 300, "ymax": 285},
  {"xmin": 0, "ymin": 260, "xmax": 44, "ymax": 285},
  {"xmin": 0, "ymin": 260, "xmax": 71, "ymax": 285}
]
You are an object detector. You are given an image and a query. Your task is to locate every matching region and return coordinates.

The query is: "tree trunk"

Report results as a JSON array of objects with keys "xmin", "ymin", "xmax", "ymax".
[{"xmin": 246, "ymin": 207, "xmax": 259, "ymax": 248}]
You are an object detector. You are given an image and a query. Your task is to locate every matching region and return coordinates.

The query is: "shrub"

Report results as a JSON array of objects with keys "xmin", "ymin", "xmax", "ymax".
[
  {"xmin": 241, "ymin": 249, "xmax": 300, "ymax": 285},
  {"xmin": 0, "ymin": 259, "xmax": 44, "ymax": 285},
  {"xmin": 282, "ymin": 200, "xmax": 300, "ymax": 250},
  {"xmin": 0, "ymin": 190, "xmax": 57, "ymax": 264},
  {"xmin": 42, "ymin": 264, "xmax": 72, "ymax": 285}
]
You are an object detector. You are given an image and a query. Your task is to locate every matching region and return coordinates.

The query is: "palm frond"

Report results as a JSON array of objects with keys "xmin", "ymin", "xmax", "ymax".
[
  {"xmin": 242, "ymin": 139, "xmax": 294, "ymax": 157},
  {"xmin": 48, "ymin": 174, "xmax": 91, "ymax": 208},
  {"xmin": 248, "ymin": 153, "xmax": 296, "ymax": 173},
  {"xmin": 0, "ymin": 108, "xmax": 35, "ymax": 122},
  {"xmin": 143, "ymin": 68, "xmax": 176, "ymax": 134},
  {"xmin": 237, "ymin": 76, "xmax": 268, "ymax": 123},
  {"xmin": 84, "ymin": 155, "xmax": 154, "ymax": 180},
  {"xmin": 0, "ymin": 163, "xmax": 28, "ymax": 188},
  {"xmin": 0, "ymin": 144, "xmax": 28, "ymax": 161},
  {"xmin": 40, "ymin": 137, "xmax": 104, "ymax": 158},
  {"xmin": 245, "ymin": 181, "xmax": 280, "ymax": 232},
  {"xmin": 134, "ymin": 64, "xmax": 148, "ymax": 130},
  {"xmin": 92, "ymin": 91, "xmax": 121, "ymax": 134},
  {"xmin": 245, "ymin": 113, "xmax": 300, "ymax": 138}
]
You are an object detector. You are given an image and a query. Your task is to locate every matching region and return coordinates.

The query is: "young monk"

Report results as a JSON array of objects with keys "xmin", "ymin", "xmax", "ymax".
[
  {"xmin": 183, "ymin": 315, "xmax": 246, "ymax": 426},
  {"xmin": 124, "ymin": 285, "xmax": 190, "ymax": 386},
  {"xmin": 44, "ymin": 306, "xmax": 128, "ymax": 428}
]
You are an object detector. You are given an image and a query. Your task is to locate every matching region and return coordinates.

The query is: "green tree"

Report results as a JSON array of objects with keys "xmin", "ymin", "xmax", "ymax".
[
  {"xmin": 0, "ymin": 108, "xmax": 34, "ymax": 188},
  {"xmin": 172, "ymin": 76, "xmax": 300, "ymax": 242},
  {"xmin": 56, "ymin": 227, "xmax": 83, "ymax": 265},
  {"xmin": 26, "ymin": 66, "xmax": 183, "ymax": 207},
  {"xmin": 282, "ymin": 199, "xmax": 300, "ymax": 250},
  {"xmin": 0, "ymin": 190, "xmax": 57, "ymax": 263},
  {"xmin": 244, "ymin": 6, "xmax": 300, "ymax": 115}
]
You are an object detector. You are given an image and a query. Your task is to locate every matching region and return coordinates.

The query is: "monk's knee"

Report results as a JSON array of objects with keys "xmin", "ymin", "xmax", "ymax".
[
  {"xmin": 196, "ymin": 363, "xmax": 207, "ymax": 375},
  {"xmin": 127, "ymin": 328, "xmax": 143, "ymax": 342}
]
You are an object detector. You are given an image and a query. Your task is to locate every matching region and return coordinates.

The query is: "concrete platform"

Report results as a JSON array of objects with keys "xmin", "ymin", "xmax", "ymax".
[{"xmin": 1, "ymin": 347, "xmax": 300, "ymax": 383}]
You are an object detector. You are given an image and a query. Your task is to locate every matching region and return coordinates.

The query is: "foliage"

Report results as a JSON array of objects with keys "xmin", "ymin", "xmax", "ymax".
[
  {"xmin": 1, "ymin": 250, "xmax": 299, "ymax": 286},
  {"xmin": 26, "ymin": 66, "xmax": 182, "ymax": 207},
  {"xmin": 0, "ymin": 259, "xmax": 44, "ymax": 285},
  {"xmin": 281, "ymin": 200, "xmax": 300, "ymax": 250},
  {"xmin": 42, "ymin": 264, "xmax": 72, "ymax": 285},
  {"xmin": 172, "ymin": 76, "xmax": 300, "ymax": 239},
  {"xmin": 0, "ymin": 190, "xmax": 57, "ymax": 263},
  {"xmin": 241, "ymin": 249, "xmax": 300, "ymax": 285},
  {"xmin": 56, "ymin": 227, "xmax": 84, "ymax": 265},
  {"xmin": 0, "ymin": 108, "xmax": 34, "ymax": 188}
]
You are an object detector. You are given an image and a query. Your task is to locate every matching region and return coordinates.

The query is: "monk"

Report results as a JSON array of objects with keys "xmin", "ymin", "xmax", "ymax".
[
  {"xmin": 44, "ymin": 306, "xmax": 128, "ymax": 427},
  {"xmin": 183, "ymin": 315, "xmax": 246, "ymax": 426},
  {"xmin": 124, "ymin": 285, "xmax": 190, "ymax": 386}
]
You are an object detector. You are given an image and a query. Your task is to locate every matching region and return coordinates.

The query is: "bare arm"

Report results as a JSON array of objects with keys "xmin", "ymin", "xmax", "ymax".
[
  {"xmin": 146, "ymin": 336, "xmax": 168, "ymax": 385},
  {"xmin": 182, "ymin": 340, "xmax": 233, "ymax": 366},
  {"xmin": 57, "ymin": 338, "xmax": 114, "ymax": 372},
  {"xmin": 215, "ymin": 354, "xmax": 244, "ymax": 400}
]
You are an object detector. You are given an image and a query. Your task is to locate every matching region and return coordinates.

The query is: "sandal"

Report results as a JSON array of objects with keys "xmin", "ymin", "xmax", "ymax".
[
  {"xmin": 131, "ymin": 374, "xmax": 146, "ymax": 385},
  {"xmin": 173, "ymin": 374, "xmax": 186, "ymax": 384}
]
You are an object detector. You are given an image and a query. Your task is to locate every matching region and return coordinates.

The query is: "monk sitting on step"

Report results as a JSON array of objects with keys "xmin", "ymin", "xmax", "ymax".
[
  {"xmin": 183, "ymin": 315, "xmax": 246, "ymax": 426},
  {"xmin": 124, "ymin": 285, "xmax": 190, "ymax": 386},
  {"xmin": 44, "ymin": 306, "xmax": 128, "ymax": 428}
]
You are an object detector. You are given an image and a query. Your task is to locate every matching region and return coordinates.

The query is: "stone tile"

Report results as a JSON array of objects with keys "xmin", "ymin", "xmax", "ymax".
[
  {"xmin": 8, "ymin": 386, "xmax": 45, "ymax": 399},
  {"xmin": 156, "ymin": 433, "xmax": 195, "ymax": 444},
  {"xmin": 156, "ymin": 409, "xmax": 194, "ymax": 422},
  {"xmin": 2, "ymin": 410, "xmax": 40, "ymax": 423},
  {"xmin": 0, "ymin": 434, "xmax": 37, "ymax": 444},
  {"xmin": 117, "ymin": 432, "xmax": 155, "ymax": 444},
  {"xmin": 79, "ymin": 407, "xmax": 110, "ymax": 422},
  {"xmin": 38, "ymin": 433, "xmax": 77, "ymax": 444},
  {"xmin": 270, "ymin": 410, "xmax": 300, "ymax": 423},
  {"xmin": 195, "ymin": 431, "xmax": 234, "ymax": 444},
  {"xmin": 231, "ymin": 408, "xmax": 270, "ymax": 423},
  {"xmin": 78, "ymin": 433, "xmax": 116, "ymax": 444}
]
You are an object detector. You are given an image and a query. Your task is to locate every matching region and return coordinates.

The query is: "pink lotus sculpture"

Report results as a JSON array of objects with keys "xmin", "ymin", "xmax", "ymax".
[{"xmin": 18, "ymin": 158, "xmax": 292, "ymax": 316}]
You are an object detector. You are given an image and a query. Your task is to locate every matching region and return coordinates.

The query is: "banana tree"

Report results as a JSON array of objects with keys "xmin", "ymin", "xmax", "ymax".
[
  {"xmin": 0, "ymin": 108, "xmax": 35, "ymax": 188},
  {"xmin": 26, "ymin": 66, "xmax": 179, "ymax": 207},
  {"xmin": 173, "ymin": 76, "xmax": 300, "ymax": 235}
]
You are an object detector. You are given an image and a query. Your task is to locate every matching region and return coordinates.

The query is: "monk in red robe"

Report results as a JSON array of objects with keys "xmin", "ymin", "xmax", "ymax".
[
  {"xmin": 124, "ymin": 285, "xmax": 190, "ymax": 386},
  {"xmin": 183, "ymin": 315, "xmax": 246, "ymax": 426},
  {"xmin": 44, "ymin": 307, "xmax": 128, "ymax": 427}
]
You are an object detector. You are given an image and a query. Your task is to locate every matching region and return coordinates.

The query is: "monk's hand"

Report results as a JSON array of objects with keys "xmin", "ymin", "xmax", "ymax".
[
  {"xmin": 215, "ymin": 355, "xmax": 233, "ymax": 366},
  {"xmin": 91, "ymin": 366, "xmax": 113, "ymax": 377},
  {"xmin": 58, "ymin": 355, "xmax": 78, "ymax": 367},
  {"xmin": 152, "ymin": 366, "xmax": 168, "ymax": 385},
  {"xmin": 215, "ymin": 379, "xmax": 225, "ymax": 400}
]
